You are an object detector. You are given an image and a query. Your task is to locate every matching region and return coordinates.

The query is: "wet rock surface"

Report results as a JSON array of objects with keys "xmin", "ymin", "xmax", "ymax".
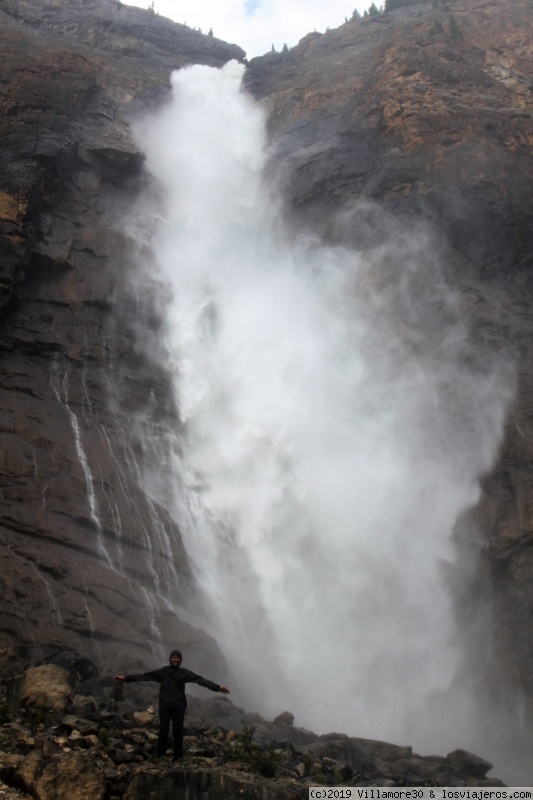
[
  {"xmin": 0, "ymin": 0, "xmax": 235, "ymax": 675},
  {"xmin": 0, "ymin": 651, "xmax": 505, "ymax": 799},
  {"xmin": 0, "ymin": 0, "xmax": 532, "ymax": 776}
]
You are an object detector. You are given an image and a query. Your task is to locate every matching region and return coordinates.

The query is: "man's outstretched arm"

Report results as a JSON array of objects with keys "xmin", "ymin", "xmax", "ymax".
[
  {"xmin": 184, "ymin": 671, "xmax": 231, "ymax": 694},
  {"xmin": 114, "ymin": 671, "xmax": 162, "ymax": 683}
]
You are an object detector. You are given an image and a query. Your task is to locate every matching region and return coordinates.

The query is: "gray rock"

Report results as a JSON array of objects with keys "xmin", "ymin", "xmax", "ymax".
[
  {"xmin": 446, "ymin": 748, "xmax": 493, "ymax": 779},
  {"xmin": 273, "ymin": 711, "xmax": 294, "ymax": 726}
]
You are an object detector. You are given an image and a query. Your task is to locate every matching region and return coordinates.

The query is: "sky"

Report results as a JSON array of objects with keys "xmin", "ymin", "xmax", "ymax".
[{"xmin": 123, "ymin": 0, "xmax": 373, "ymax": 58}]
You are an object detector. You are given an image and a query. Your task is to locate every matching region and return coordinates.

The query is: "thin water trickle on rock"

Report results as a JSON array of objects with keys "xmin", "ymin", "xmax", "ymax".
[{"xmin": 130, "ymin": 61, "xmax": 512, "ymax": 753}]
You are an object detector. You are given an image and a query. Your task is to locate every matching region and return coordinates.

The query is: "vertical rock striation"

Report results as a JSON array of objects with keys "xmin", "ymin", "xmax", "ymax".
[{"xmin": 0, "ymin": 0, "xmax": 244, "ymax": 674}]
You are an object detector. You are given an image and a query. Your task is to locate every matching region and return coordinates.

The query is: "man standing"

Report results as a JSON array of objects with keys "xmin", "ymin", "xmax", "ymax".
[{"xmin": 114, "ymin": 649, "xmax": 230, "ymax": 761}]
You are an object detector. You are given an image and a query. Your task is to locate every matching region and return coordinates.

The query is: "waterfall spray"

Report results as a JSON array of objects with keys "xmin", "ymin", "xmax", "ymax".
[{"xmin": 130, "ymin": 60, "xmax": 512, "ymax": 753}]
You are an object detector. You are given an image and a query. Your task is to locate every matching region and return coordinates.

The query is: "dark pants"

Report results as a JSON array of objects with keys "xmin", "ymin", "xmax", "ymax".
[{"xmin": 157, "ymin": 706, "xmax": 185, "ymax": 759}]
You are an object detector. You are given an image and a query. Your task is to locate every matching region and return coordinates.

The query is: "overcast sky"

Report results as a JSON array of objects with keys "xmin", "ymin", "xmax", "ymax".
[{"xmin": 123, "ymin": 0, "xmax": 373, "ymax": 58}]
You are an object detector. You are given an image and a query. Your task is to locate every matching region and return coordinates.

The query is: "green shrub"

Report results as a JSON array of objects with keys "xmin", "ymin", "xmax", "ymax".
[
  {"xmin": 448, "ymin": 14, "xmax": 463, "ymax": 40},
  {"xmin": 0, "ymin": 701, "xmax": 13, "ymax": 724},
  {"xmin": 429, "ymin": 18, "xmax": 444, "ymax": 34},
  {"xmin": 385, "ymin": 0, "xmax": 424, "ymax": 10},
  {"xmin": 28, "ymin": 701, "xmax": 51, "ymax": 725},
  {"xmin": 223, "ymin": 726, "xmax": 281, "ymax": 778},
  {"xmin": 98, "ymin": 727, "xmax": 110, "ymax": 745}
]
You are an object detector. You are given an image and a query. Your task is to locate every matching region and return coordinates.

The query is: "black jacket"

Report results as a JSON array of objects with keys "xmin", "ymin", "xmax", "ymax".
[{"xmin": 124, "ymin": 666, "xmax": 220, "ymax": 709}]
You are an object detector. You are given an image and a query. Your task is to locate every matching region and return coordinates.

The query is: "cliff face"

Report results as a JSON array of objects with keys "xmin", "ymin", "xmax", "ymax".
[
  {"xmin": 0, "ymin": 0, "xmax": 244, "ymax": 675},
  {"xmin": 1, "ymin": 0, "xmax": 533, "ymax": 761}
]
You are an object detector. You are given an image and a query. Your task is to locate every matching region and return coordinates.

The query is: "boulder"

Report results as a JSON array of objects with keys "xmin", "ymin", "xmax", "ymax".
[
  {"xmin": 14, "ymin": 751, "xmax": 106, "ymax": 800},
  {"xmin": 132, "ymin": 707, "xmax": 155, "ymax": 727},
  {"xmin": 446, "ymin": 748, "xmax": 493, "ymax": 779},
  {"xmin": 307, "ymin": 738, "xmax": 366, "ymax": 772},
  {"xmin": 70, "ymin": 694, "xmax": 98, "ymax": 714},
  {"xmin": 0, "ymin": 753, "xmax": 25, "ymax": 784},
  {"xmin": 273, "ymin": 711, "xmax": 294, "ymax": 726},
  {"xmin": 349, "ymin": 737, "xmax": 412, "ymax": 763},
  {"xmin": 377, "ymin": 755, "xmax": 453, "ymax": 783},
  {"xmin": 20, "ymin": 665, "xmax": 71, "ymax": 713},
  {"xmin": 122, "ymin": 765, "xmax": 302, "ymax": 800}
]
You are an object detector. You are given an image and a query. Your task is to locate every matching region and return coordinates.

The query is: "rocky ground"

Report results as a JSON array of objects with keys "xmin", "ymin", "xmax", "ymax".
[{"xmin": 0, "ymin": 649, "xmax": 504, "ymax": 800}]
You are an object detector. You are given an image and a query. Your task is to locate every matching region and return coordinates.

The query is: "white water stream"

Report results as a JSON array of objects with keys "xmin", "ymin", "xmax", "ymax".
[{"xmin": 130, "ymin": 61, "xmax": 512, "ymax": 753}]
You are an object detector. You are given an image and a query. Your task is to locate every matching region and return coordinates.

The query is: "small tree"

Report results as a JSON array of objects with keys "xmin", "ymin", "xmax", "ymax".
[
  {"xmin": 208, "ymin": 27, "xmax": 213, "ymax": 36},
  {"xmin": 282, "ymin": 42, "xmax": 289, "ymax": 52},
  {"xmin": 448, "ymin": 13, "xmax": 463, "ymax": 40},
  {"xmin": 352, "ymin": 7, "xmax": 361, "ymax": 17},
  {"xmin": 385, "ymin": 0, "xmax": 419, "ymax": 9},
  {"xmin": 368, "ymin": 2, "xmax": 380, "ymax": 14},
  {"xmin": 429, "ymin": 17, "xmax": 444, "ymax": 34}
]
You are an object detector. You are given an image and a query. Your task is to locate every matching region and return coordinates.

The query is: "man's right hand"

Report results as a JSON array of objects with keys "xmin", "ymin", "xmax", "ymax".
[{"xmin": 114, "ymin": 675, "xmax": 125, "ymax": 681}]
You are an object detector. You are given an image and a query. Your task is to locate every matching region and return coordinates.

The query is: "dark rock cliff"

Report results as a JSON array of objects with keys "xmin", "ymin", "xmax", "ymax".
[
  {"xmin": 0, "ymin": 0, "xmax": 244, "ymax": 675},
  {"xmin": 0, "ymin": 0, "xmax": 532, "ymax": 776}
]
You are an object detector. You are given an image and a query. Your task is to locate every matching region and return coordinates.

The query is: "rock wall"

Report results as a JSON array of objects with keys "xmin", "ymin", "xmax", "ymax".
[
  {"xmin": 0, "ymin": 0, "xmax": 244, "ymax": 676},
  {"xmin": 0, "ymin": 0, "xmax": 533, "ymax": 767}
]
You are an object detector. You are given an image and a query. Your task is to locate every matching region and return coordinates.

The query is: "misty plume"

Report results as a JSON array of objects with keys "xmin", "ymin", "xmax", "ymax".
[{"xmin": 122, "ymin": 60, "xmax": 514, "ymax": 758}]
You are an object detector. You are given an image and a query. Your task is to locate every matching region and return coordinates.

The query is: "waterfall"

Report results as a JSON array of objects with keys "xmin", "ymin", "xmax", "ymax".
[{"xmin": 128, "ymin": 60, "xmax": 512, "ymax": 752}]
